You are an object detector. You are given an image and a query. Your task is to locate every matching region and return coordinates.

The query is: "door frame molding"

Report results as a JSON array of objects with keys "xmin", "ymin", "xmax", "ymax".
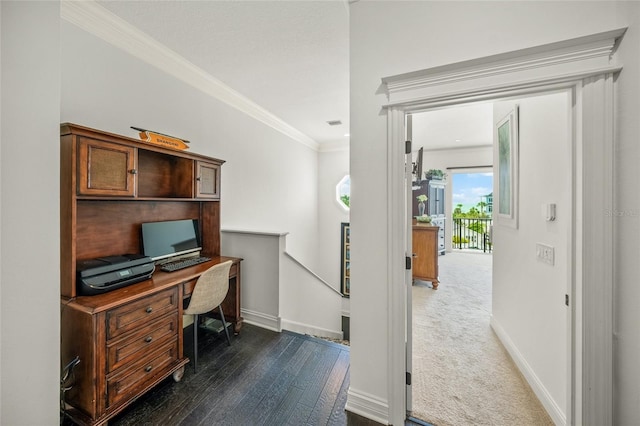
[{"xmin": 383, "ymin": 28, "xmax": 624, "ymax": 426}]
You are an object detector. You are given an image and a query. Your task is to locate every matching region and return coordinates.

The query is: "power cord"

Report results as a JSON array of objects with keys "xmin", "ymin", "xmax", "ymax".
[{"xmin": 60, "ymin": 356, "xmax": 80, "ymax": 425}]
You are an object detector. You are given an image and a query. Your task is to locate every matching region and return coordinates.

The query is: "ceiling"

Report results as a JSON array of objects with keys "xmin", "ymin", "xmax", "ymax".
[
  {"xmin": 412, "ymin": 103, "xmax": 494, "ymax": 151},
  {"xmin": 95, "ymin": 1, "xmax": 490, "ymax": 150},
  {"xmin": 97, "ymin": 0, "xmax": 350, "ymax": 146}
]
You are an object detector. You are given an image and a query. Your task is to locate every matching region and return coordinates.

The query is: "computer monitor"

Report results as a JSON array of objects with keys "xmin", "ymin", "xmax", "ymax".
[{"xmin": 141, "ymin": 219, "xmax": 201, "ymax": 261}]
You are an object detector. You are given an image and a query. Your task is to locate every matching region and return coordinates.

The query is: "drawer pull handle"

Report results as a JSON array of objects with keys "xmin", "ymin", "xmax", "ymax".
[
  {"xmin": 145, "ymin": 365, "xmax": 153, "ymax": 373},
  {"xmin": 145, "ymin": 307, "xmax": 153, "ymax": 314},
  {"xmin": 145, "ymin": 336, "xmax": 153, "ymax": 343},
  {"xmin": 129, "ymin": 169, "xmax": 137, "ymax": 175}
]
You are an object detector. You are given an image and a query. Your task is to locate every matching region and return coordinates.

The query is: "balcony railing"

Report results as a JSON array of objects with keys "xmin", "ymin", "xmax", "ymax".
[{"xmin": 452, "ymin": 217, "xmax": 493, "ymax": 253}]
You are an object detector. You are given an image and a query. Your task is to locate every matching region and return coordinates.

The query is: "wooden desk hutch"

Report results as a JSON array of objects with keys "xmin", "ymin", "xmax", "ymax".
[{"xmin": 60, "ymin": 123, "xmax": 242, "ymax": 426}]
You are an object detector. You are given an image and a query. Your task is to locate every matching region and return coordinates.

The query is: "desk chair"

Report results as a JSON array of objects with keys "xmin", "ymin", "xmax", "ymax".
[{"xmin": 184, "ymin": 260, "xmax": 233, "ymax": 372}]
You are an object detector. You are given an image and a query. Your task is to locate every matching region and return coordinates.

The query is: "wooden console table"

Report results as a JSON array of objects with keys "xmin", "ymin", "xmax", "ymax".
[
  {"xmin": 412, "ymin": 224, "xmax": 440, "ymax": 289},
  {"xmin": 59, "ymin": 124, "xmax": 240, "ymax": 425}
]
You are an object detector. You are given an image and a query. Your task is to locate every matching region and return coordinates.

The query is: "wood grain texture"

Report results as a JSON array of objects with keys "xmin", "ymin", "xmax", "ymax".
[
  {"xmin": 412, "ymin": 225, "xmax": 440, "ymax": 289},
  {"xmin": 60, "ymin": 124, "xmax": 240, "ymax": 426},
  {"xmin": 77, "ymin": 325, "xmax": 353, "ymax": 426},
  {"xmin": 60, "ymin": 123, "xmax": 224, "ymax": 298}
]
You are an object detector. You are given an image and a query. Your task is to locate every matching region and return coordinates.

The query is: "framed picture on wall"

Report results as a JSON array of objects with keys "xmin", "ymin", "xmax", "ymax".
[
  {"xmin": 341, "ymin": 222, "xmax": 350, "ymax": 297},
  {"xmin": 495, "ymin": 105, "xmax": 519, "ymax": 229}
]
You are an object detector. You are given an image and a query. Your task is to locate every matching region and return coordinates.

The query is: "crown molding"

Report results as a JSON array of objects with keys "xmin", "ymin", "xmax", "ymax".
[
  {"xmin": 382, "ymin": 28, "xmax": 626, "ymax": 106},
  {"xmin": 60, "ymin": 0, "xmax": 319, "ymax": 151}
]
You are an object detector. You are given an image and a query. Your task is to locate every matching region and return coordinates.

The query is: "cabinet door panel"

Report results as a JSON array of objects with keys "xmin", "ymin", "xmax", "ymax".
[
  {"xmin": 78, "ymin": 138, "xmax": 136, "ymax": 196},
  {"xmin": 195, "ymin": 161, "xmax": 220, "ymax": 199}
]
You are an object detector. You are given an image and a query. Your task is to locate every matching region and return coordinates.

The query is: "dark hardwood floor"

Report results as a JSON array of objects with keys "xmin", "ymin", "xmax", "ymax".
[
  {"xmin": 61, "ymin": 322, "xmax": 433, "ymax": 425},
  {"xmin": 88, "ymin": 323, "xmax": 358, "ymax": 426}
]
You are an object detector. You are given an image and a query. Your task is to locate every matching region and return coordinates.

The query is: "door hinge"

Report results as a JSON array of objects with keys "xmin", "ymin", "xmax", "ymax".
[
  {"xmin": 565, "ymin": 294, "xmax": 569, "ymax": 306},
  {"xmin": 406, "ymin": 256, "xmax": 412, "ymax": 270},
  {"xmin": 405, "ymin": 140, "xmax": 412, "ymax": 154},
  {"xmin": 406, "ymin": 372, "xmax": 412, "ymax": 385}
]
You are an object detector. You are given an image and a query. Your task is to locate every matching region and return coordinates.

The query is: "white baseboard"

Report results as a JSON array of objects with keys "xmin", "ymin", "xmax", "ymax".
[
  {"xmin": 280, "ymin": 318, "xmax": 343, "ymax": 340},
  {"xmin": 490, "ymin": 316, "xmax": 566, "ymax": 426},
  {"xmin": 345, "ymin": 387, "xmax": 389, "ymax": 425},
  {"xmin": 240, "ymin": 310, "xmax": 344, "ymax": 340},
  {"xmin": 241, "ymin": 309, "xmax": 281, "ymax": 332}
]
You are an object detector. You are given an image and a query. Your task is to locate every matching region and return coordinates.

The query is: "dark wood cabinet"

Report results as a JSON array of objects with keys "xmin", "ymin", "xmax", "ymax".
[
  {"xmin": 412, "ymin": 225, "xmax": 439, "ymax": 289},
  {"xmin": 195, "ymin": 160, "xmax": 220, "ymax": 199},
  {"xmin": 78, "ymin": 138, "xmax": 136, "ymax": 197},
  {"xmin": 60, "ymin": 123, "xmax": 239, "ymax": 426},
  {"xmin": 61, "ymin": 123, "xmax": 226, "ymax": 299}
]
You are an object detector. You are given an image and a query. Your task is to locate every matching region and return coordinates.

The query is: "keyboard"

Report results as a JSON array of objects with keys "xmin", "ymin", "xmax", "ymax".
[{"xmin": 160, "ymin": 256, "xmax": 211, "ymax": 272}]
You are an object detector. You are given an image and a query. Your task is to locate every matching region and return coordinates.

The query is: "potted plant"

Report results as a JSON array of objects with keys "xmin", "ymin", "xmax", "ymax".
[
  {"xmin": 425, "ymin": 169, "xmax": 445, "ymax": 180},
  {"xmin": 416, "ymin": 194, "xmax": 428, "ymax": 217}
]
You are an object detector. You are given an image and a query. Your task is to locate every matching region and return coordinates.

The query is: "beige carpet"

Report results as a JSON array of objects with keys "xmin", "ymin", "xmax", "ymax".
[{"xmin": 411, "ymin": 251, "xmax": 554, "ymax": 426}]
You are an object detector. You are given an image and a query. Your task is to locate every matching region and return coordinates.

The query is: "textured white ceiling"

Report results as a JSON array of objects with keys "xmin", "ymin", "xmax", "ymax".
[
  {"xmin": 94, "ymin": 1, "xmax": 490, "ymax": 149},
  {"xmin": 97, "ymin": 0, "xmax": 350, "ymax": 145},
  {"xmin": 412, "ymin": 103, "xmax": 494, "ymax": 151}
]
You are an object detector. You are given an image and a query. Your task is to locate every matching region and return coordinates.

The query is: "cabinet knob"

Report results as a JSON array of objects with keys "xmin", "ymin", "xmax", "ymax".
[
  {"xmin": 145, "ymin": 307, "xmax": 153, "ymax": 314},
  {"xmin": 196, "ymin": 176, "xmax": 201, "ymax": 181},
  {"xmin": 145, "ymin": 365, "xmax": 153, "ymax": 373},
  {"xmin": 145, "ymin": 336, "xmax": 153, "ymax": 343},
  {"xmin": 129, "ymin": 169, "xmax": 137, "ymax": 175}
]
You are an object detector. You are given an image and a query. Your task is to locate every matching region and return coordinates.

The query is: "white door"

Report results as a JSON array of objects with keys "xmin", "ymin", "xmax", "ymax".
[{"xmin": 405, "ymin": 113, "xmax": 414, "ymax": 414}]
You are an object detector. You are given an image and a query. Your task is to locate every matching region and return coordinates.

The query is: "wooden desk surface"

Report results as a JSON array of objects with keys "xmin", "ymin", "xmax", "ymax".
[{"xmin": 64, "ymin": 256, "xmax": 242, "ymax": 314}]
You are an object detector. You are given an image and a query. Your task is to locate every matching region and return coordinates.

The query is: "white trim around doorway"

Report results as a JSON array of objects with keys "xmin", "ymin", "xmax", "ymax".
[{"xmin": 383, "ymin": 28, "xmax": 623, "ymax": 426}]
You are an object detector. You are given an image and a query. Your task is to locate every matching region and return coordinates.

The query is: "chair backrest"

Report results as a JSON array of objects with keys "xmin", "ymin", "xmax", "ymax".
[{"xmin": 184, "ymin": 261, "xmax": 233, "ymax": 316}]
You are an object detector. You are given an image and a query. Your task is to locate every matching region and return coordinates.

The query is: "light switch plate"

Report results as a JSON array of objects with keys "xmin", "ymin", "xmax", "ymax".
[
  {"xmin": 541, "ymin": 203, "xmax": 556, "ymax": 221},
  {"xmin": 536, "ymin": 243, "xmax": 555, "ymax": 265}
]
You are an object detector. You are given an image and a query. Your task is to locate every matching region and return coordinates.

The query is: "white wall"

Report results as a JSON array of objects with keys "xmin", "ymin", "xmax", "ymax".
[
  {"xmin": 1, "ymin": 3, "xmax": 3, "ymax": 419},
  {"xmin": 59, "ymin": 21, "xmax": 320, "ymax": 269},
  {"xmin": 280, "ymin": 253, "xmax": 343, "ymax": 338},
  {"xmin": 0, "ymin": 2, "xmax": 3, "ymax": 418},
  {"xmin": 612, "ymin": 4, "xmax": 640, "ymax": 424},
  {"xmin": 420, "ymin": 146, "xmax": 493, "ymax": 175},
  {"xmin": 317, "ymin": 147, "xmax": 350, "ymax": 300},
  {"xmin": 491, "ymin": 92, "xmax": 571, "ymax": 423},
  {"xmin": 350, "ymin": 1, "xmax": 628, "ymax": 423},
  {"xmin": 220, "ymin": 230, "xmax": 284, "ymax": 331},
  {"xmin": 0, "ymin": 1, "xmax": 60, "ymax": 424},
  {"xmin": 221, "ymin": 230, "xmax": 343, "ymax": 338}
]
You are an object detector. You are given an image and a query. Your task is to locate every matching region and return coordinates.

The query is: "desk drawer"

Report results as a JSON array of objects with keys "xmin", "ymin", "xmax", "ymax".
[
  {"xmin": 107, "ymin": 313, "xmax": 178, "ymax": 373},
  {"xmin": 182, "ymin": 278, "xmax": 197, "ymax": 297},
  {"xmin": 107, "ymin": 288, "xmax": 178, "ymax": 340},
  {"xmin": 106, "ymin": 339, "xmax": 179, "ymax": 408}
]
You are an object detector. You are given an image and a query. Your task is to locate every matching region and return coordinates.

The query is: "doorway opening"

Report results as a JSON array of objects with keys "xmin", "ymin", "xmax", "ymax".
[
  {"xmin": 407, "ymin": 90, "xmax": 572, "ymax": 425},
  {"xmin": 381, "ymin": 30, "xmax": 621, "ymax": 426}
]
